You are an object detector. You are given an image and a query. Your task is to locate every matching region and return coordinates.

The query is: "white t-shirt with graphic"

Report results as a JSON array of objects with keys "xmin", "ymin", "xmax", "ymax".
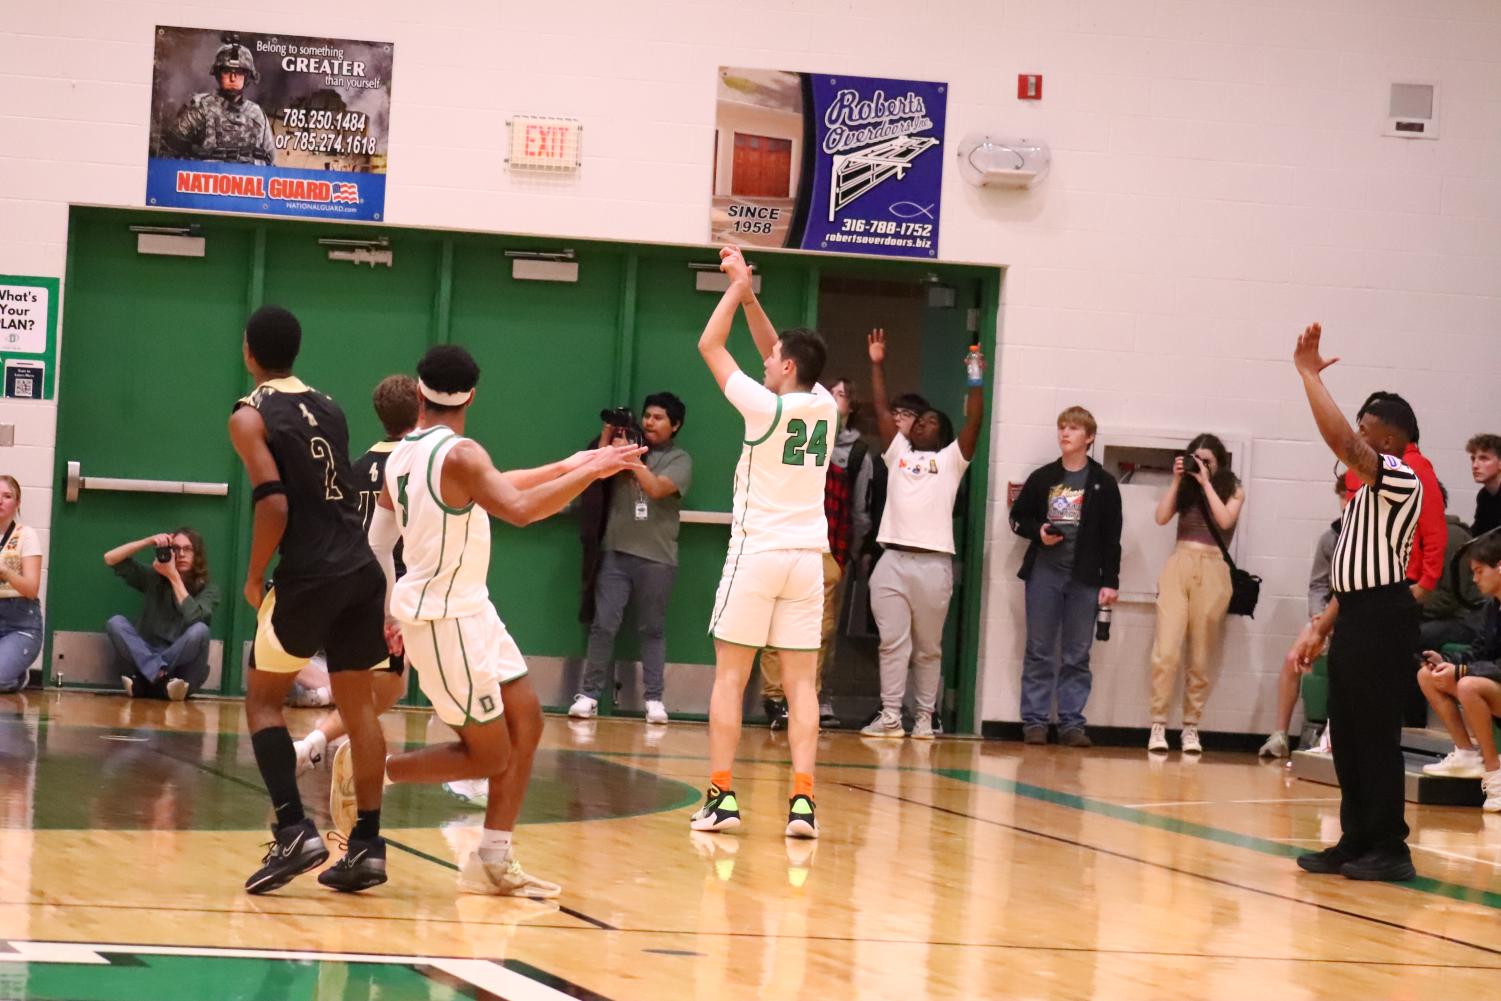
[
  {"xmin": 876, "ymin": 434, "xmax": 971, "ymax": 555},
  {"xmin": 0, "ymin": 523, "xmax": 41, "ymax": 600},
  {"xmin": 723, "ymin": 371, "xmax": 837, "ymax": 555}
]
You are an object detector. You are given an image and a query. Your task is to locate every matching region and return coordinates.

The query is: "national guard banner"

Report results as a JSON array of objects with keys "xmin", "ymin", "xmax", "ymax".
[
  {"xmin": 711, "ymin": 68, "xmax": 947, "ymax": 259},
  {"xmin": 146, "ymin": 26, "xmax": 393, "ymax": 221}
]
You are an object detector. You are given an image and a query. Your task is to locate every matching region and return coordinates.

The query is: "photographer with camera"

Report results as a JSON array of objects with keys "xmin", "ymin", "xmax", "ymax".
[
  {"xmin": 103, "ymin": 528, "xmax": 220, "ymax": 700},
  {"xmin": 571, "ymin": 394, "xmax": 692, "ymax": 724},
  {"xmin": 1145, "ymin": 435, "xmax": 1246, "ymax": 754}
]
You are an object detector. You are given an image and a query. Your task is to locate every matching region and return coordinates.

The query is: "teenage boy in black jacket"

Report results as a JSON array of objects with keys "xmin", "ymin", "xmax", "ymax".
[{"xmin": 1009, "ymin": 406, "xmax": 1122, "ymax": 747}]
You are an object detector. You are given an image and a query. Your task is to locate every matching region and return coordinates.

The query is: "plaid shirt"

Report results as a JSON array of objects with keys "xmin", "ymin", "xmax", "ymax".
[{"xmin": 825, "ymin": 461, "xmax": 854, "ymax": 568}]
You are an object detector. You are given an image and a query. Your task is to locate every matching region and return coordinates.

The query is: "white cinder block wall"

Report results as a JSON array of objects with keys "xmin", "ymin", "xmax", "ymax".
[{"xmin": 2, "ymin": 0, "xmax": 1498, "ymax": 733}]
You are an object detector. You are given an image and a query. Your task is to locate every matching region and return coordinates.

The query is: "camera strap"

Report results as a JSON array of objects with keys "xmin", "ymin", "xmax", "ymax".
[
  {"xmin": 0, "ymin": 522, "xmax": 15, "ymax": 554},
  {"xmin": 1194, "ymin": 493, "xmax": 1238, "ymax": 570}
]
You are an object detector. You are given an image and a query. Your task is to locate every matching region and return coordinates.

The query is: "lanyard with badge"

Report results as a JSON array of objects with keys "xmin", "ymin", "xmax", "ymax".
[{"xmin": 633, "ymin": 453, "xmax": 651, "ymax": 521}]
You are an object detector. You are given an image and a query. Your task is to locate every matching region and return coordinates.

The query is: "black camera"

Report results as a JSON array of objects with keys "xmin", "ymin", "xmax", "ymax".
[
  {"xmin": 155, "ymin": 544, "xmax": 173, "ymax": 563},
  {"xmin": 599, "ymin": 406, "xmax": 644, "ymax": 446},
  {"xmin": 1181, "ymin": 453, "xmax": 1200, "ymax": 476}
]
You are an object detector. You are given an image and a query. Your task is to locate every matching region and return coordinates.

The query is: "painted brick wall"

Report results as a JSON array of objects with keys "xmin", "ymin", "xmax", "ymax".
[{"xmin": 2, "ymin": 0, "xmax": 1498, "ymax": 732}]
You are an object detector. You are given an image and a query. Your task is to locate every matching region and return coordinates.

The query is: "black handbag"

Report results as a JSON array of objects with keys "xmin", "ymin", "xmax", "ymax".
[{"xmin": 1196, "ymin": 494, "xmax": 1261, "ymax": 617}]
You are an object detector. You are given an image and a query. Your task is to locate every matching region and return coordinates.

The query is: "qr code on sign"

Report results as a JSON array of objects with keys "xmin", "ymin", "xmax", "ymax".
[{"xmin": 14, "ymin": 376, "xmax": 33, "ymax": 396}]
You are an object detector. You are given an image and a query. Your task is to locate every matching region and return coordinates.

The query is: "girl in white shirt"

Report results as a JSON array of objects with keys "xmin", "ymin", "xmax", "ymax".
[{"xmin": 0, "ymin": 475, "xmax": 44, "ymax": 693}]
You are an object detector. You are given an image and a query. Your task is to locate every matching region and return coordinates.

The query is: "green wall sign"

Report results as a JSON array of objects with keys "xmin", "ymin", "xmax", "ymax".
[{"xmin": 0, "ymin": 274, "xmax": 59, "ymax": 400}]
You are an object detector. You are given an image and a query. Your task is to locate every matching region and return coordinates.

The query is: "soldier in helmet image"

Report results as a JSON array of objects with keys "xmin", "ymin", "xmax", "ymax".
[{"xmin": 162, "ymin": 36, "xmax": 276, "ymax": 165}]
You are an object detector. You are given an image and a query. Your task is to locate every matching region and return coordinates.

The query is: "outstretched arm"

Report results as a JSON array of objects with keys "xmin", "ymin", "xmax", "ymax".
[
  {"xmin": 720, "ymin": 246, "xmax": 777, "ymax": 361},
  {"xmin": 957, "ymin": 348, "xmax": 986, "ymax": 461},
  {"xmin": 449, "ymin": 439, "xmax": 645, "ymax": 527},
  {"xmin": 1294, "ymin": 323, "xmax": 1379, "ymax": 486},
  {"xmin": 502, "ymin": 452, "xmax": 592, "ymax": 491},
  {"xmin": 699, "ymin": 281, "xmax": 747, "ymax": 392},
  {"xmin": 868, "ymin": 328, "xmax": 898, "ymax": 449},
  {"xmin": 228, "ymin": 406, "xmax": 285, "ymax": 609}
]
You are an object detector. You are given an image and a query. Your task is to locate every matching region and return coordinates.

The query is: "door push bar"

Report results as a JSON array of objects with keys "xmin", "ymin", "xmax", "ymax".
[{"xmin": 64, "ymin": 461, "xmax": 228, "ymax": 503}]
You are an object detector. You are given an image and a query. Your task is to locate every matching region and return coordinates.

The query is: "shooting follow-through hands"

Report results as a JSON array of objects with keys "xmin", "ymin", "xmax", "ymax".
[
  {"xmin": 719, "ymin": 245, "xmax": 753, "ymax": 293},
  {"xmin": 588, "ymin": 442, "xmax": 647, "ymax": 479}
]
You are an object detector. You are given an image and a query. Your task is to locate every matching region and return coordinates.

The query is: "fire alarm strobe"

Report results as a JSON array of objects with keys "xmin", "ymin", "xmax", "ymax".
[{"xmin": 1017, "ymin": 74, "xmax": 1042, "ymax": 100}]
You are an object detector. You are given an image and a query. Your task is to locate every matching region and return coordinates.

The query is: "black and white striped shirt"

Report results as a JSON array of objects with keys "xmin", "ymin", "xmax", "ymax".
[{"xmin": 1330, "ymin": 454, "xmax": 1423, "ymax": 594}]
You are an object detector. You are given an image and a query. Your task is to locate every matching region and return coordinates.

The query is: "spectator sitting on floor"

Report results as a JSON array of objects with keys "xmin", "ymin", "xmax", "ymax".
[
  {"xmin": 1416, "ymin": 530, "xmax": 1501, "ymax": 812},
  {"xmin": 1260, "ymin": 472, "xmax": 1351, "ymax": 757},
  {"xmin": 103, "ymin": 528, "xmax": 219, "ymax": 701},
  {"xmin": 0, "ymin": 475, "xmax": 43, "ymax": 694}
]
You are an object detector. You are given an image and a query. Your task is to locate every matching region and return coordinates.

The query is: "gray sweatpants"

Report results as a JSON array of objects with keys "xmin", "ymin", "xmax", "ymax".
[{"xmin": 870, "ymin": 549, "xmax": 955, "ymax": 714}]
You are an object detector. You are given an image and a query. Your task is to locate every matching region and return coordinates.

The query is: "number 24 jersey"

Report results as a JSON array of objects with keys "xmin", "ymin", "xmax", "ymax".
[{"xmin": 723, "ymin": 371, "xmax": 837, "ymax": 555}]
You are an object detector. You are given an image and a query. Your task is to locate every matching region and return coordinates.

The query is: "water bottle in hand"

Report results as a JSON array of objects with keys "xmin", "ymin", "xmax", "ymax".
[{"xmin": 965, "ymin": 345, "xmax": 984, "ymax": 386}]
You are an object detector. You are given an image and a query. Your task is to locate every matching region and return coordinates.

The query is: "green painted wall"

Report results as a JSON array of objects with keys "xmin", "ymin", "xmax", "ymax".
[{"xmin": 50, "ymin": 206, "xmax": 999, "ymax": 730}]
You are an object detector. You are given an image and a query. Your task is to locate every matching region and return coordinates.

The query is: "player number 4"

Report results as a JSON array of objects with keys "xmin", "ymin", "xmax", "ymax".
[{"xmin": 781, "ymin": 418, "xmax": 828, "ymax": 467}]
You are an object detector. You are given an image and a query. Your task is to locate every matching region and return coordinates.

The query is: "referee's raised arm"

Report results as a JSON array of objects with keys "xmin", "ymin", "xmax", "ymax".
[{"xmin": 1293, "ymin": 322, "xmax": 1380, "ymax": 487}]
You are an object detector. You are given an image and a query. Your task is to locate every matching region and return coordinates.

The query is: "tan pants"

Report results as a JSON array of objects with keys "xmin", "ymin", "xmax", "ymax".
[
  {"xmin": 1149, "ymin": 543, "xmax": 1232, "ymax": 725},
  {"xmin": 761, "ymin": 552, "xmax": 843, "ymax": 700}
]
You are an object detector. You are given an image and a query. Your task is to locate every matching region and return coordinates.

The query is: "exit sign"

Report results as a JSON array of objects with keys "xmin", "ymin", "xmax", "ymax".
[{"xmin": 507, "ymin": 115, "xmax": 582, "ymax": 172}]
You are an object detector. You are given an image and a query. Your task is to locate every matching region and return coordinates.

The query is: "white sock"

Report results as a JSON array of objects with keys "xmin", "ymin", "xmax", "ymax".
[
  {"xmin": 382, "ymin": 755, "xmax": 395, "ymax": 788},
  {"xmin": 478, "ymin": 828, "xmax": 513, "ymax": 863},
  {"xmin": 304, "ymin": 729, "xmax": 327, "ymax": 760}
]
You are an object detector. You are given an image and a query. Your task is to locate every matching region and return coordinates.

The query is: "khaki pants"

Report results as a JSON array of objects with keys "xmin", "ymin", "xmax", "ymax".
[
  {"xmin": 761, "ymin": 552, "xmax": 843, "ymax": 700},
  {"xmin": 1149, "ymin": 543, "xmax": 1232, "ymax": 725}
]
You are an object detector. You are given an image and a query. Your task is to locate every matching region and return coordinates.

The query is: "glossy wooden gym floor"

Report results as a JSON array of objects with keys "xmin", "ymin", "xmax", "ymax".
[{"xmin": 2, "ymin": 692, "xmax": 1499, "ymax": 1000}]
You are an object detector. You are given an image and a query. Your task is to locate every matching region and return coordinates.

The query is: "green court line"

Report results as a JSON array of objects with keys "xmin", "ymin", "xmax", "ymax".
[
  {"xmin": 23, "ymin": 716, "xmax": 1500, "ymax": 910},
  {"xmin": 586, "ymin": 748, "xmax": 1501, "ymax": 911},
  {"xmin": 936, "ymin": 768, "xmax": 1501, "ymax": 912}
]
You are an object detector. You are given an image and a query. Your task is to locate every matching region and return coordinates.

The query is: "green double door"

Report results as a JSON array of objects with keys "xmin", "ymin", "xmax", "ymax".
[{"xmin": 50, "ymin": 206, "xmax": 995, "ymax": 728}]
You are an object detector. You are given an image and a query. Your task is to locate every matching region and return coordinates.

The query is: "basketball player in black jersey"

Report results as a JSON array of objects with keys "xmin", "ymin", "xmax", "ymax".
[
  {"xmin": 229, "ymin": 306, "xmax": 392, "ymax": 894},
  {"xmin": 293, "ymin": 374, "xmax": 418, "ymax": 774}
]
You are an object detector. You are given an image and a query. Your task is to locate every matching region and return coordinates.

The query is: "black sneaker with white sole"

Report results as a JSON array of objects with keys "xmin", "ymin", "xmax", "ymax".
[
  {"xmin": 689, "ymin": 786, "xmax": 742, "ymax": 832},
  {"xmin": 317, "ymin": 835, "xmax": 388, "ymax": 893},
  {"xmin": 244, "ymin": 819, "xmax": 329, "ymax": 895}
]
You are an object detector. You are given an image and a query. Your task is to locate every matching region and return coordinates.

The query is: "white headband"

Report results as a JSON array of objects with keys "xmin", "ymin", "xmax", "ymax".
[{"xmin": 418, "ymin": 379, "xmax": 473, "ymax": 408}]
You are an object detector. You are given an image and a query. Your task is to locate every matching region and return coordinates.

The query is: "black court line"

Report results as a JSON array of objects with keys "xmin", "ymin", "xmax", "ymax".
[
  {"xmin": 386, "ymin": 835, "xmax": 617, "ymax": 931},
  {"xmin": 845, "ymin": 781, "xmax": 1501, "ymax": 962},
  {"xmin": 2, "ymin": 926, "xmax": 1496, "ymax": 972},
  {"xmin": 140, "ymin": 741, "xmax": 619, "ymax": 932}
]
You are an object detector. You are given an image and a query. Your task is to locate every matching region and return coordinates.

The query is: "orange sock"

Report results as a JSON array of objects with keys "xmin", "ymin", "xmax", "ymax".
[
  {"xmin": 793, "ymin": 772, "xmax": 814, "ymax": 799},
  {"xmin": 710, "ymin": 770, "xmax": 733, "ymax": 792}
]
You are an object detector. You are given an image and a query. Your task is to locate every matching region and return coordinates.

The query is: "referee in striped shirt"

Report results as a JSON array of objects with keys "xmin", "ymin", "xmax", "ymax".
[{"xmin": 1291, "ymin": 322, "xmax": 1423, "ymax": 882}]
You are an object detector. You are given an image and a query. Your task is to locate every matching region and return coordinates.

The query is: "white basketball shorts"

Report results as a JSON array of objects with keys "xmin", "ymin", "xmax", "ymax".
[
  {"xmin": 708, "ymin": 548, "xmax": 825, "ymax": 650},
  {"xmin": 400, "ymin": 602, "xmax": 528, "ymax": 727}
]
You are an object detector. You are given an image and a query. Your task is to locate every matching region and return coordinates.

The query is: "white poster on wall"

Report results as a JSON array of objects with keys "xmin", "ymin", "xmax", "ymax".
[{"xmin": 0, "ymin": 284, "xmax": 48, "ymax": 355}]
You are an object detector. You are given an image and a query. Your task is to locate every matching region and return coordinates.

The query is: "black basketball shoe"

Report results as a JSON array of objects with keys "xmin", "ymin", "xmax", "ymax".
[{"xmin": 245, "ymin": 819, "xmax": 329, "ymax": 895}]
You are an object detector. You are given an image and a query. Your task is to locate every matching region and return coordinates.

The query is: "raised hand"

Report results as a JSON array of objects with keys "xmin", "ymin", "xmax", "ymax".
[
  {"xmin": 1293, "ymin": 322, "xmax": 1338, "ymax": 377},
  {"xmin": 868, "ymin": 327, "xmax": 887, "ymax": 365},
  {"xmin": 719, "ymin": 245, "xmax": 752, "ymax": 287}
]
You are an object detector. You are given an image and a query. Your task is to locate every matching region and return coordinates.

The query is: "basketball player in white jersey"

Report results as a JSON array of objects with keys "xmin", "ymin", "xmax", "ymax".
[
  {"xmin": 693, "ymin": 245, "xmax": 836, "ymax": 839},
  {"xmin": 341, "ymin": 344, "xmax": 644, "ymax": 896}
]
